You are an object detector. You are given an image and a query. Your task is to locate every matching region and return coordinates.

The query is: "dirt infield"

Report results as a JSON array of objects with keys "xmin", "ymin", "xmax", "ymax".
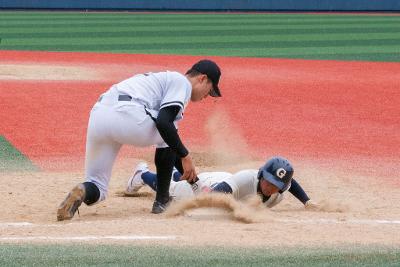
[
  {"xmin": 1, "ymin": 159, "xmax": 400, "ymax": 246},
  {"xmin": 0, "ymin": 64, "xmax": 99, "ymax": 81},
  {"xmin": 1, "ymin": 51, "xmax": 399, "ymax": 247}
]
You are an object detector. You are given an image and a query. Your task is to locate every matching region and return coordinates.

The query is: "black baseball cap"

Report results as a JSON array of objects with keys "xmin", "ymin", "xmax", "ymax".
[{"xmin": 189, "ymin": 59, "xmax": 222, "ymax": 97}]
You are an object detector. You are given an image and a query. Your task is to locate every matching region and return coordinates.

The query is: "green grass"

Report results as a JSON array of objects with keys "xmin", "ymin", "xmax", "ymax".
[
  {"xmin": 0, "ymin": 244, "xmax": 399, "ymax": 267},
  {"xmin": 0, "ymin": 12, "xmax": 399, "ymax": 61},
  {"xmin": 0, "ymin": 135, "xmax": 38, "ymax": 172}
]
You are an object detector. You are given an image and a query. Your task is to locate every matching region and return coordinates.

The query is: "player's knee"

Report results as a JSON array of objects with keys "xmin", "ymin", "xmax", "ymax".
[{"xmin": 82, "ymin": 182, "xmax": 100, "ymax": 205}]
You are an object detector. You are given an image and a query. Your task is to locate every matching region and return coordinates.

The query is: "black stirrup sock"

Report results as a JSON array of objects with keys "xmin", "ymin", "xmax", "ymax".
[
  {"xmin": 155, "ymin": 147, "xmax": 176, "ymax": 203},
  {"xmin": 82, "ymin": 182, "xmax": 100, "ymax": 205}
]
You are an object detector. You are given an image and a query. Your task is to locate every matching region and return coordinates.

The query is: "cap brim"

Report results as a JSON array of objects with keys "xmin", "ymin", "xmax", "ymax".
[
  {"xmin": 209, "ymin": 84, "xmax": 221, "ymax": 97},
  {"xmin": 261, "ymin": 170, "xmax": 285, "ymax": 190}
]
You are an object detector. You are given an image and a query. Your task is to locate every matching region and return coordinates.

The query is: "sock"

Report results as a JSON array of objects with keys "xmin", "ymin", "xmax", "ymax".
[
  {"xmin": 141, "ymin": 171, "xmax": 158, "ymax": 191},
  {"xmin": 82, "ymin": 182, "xmax": 100, "ymax": 205},
  {"xmin": 172, "ymin": 170, "xmax": 182, "ymax": 182},
  {"xmin": 142, "ymin": 169, "xmax": 181, "ymax": 188},
  {"xmin": 155, "ymin": 147, "xmax": 176, "ymax": 203}
]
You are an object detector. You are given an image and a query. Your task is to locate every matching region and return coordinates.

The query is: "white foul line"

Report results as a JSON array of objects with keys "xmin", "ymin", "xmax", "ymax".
[
  {"xmin": 0, "ymin": 235, "xmax": 176, "ymax": 241},
  {"xmin": 276, "ymin": 218, "xmax": 400, "ymax": 225},
  {"xmin": 1, "ymin": 218, "xmax": 400, "ymax": 229},
  {"xmin": 0, "ymin": 222, "xmax": 34, "ymax": 227}
]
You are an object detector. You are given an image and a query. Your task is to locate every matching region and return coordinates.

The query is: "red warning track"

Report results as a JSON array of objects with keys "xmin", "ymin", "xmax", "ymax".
[{"xmin": 1, "ymin": 51, "xmax": 399, "ymax": 178}]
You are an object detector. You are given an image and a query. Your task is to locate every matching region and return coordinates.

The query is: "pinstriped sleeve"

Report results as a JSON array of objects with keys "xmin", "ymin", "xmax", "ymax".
[{"xmin": 160, "ymin": 72, "xmax": 191, "ymax": 114}]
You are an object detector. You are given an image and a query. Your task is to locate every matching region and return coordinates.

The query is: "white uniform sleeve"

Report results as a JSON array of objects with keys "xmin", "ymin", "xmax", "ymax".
[
  {"xmin": 160, "ymin": 72, "xmax": 191, "ymax": 116},
  {"xmin": 222, "ymin": 170, "xmax": 259, "ymax": 200},
  {"xmin": 196, "ymin": 171, "xmax": 233, "ymax": 193}
]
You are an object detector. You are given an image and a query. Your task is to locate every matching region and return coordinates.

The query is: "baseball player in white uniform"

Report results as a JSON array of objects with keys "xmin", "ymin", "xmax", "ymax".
[
  {"xmin": 126, "ymin": 157, "xmax": 319, "ymax": 209},
  {"xmin": 57, "ymin": 59, "xmax": 222, "ymax": 220}
]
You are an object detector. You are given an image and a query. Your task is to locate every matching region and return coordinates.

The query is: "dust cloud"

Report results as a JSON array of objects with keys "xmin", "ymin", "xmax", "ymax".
[
  {"xmin": 204, "ymin": 108, "xmax": 254, "ymax": 166},
  {"xmin": 166, "ymin": 193, "xmax": 269, "ymax": 224}
]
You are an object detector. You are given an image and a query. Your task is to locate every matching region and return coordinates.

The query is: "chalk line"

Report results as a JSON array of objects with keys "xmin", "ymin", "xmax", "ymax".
[
  {"xmin": 0, "ymin": 222, "xmax": 34, "ymax": 227},
  {"xmin": 0, "ymin": 235, "xmax": 176, "ymax": 241},
  {"xmin": 1, "ymin": 218, "xmax": 400, "ymax": 229},
  {"xmin": 276, "ymin": 218, "xmax": 400, "ymax": 225}
]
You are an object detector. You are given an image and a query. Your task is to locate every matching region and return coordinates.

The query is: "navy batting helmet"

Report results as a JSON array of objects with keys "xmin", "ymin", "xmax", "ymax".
[{"xmin": 258, "ymin": 156, "xmax": 294, "ymax": 191}]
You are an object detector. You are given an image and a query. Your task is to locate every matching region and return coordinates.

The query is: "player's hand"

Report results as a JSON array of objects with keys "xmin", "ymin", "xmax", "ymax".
[
  {"xmin": 180, "ymin": 154, "xmax": 197, "ymax": 183},
  {"xmin": 304, "ymin": 200, "xmax": 321, "ymax": 211}
]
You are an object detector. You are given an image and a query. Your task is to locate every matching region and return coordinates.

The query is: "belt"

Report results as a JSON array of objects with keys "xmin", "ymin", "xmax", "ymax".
[
  {"xmin": 97, "ymin": 94, "xmax": 132, "ymax": 103},
  {"xmin": 118, "ymin": 95, "xmax": 132, "ymax": 101},
  {"xmin": 99, "ymin": 94, "xmax": 156, "ymax": 122},
  {"xmin": 119, "ymin": 94, "xmax": 156, "ymax": 122}
]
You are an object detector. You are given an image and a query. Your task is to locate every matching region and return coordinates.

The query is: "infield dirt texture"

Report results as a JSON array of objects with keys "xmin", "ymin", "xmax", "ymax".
[{"xmin": 0, "ymin": 12, "xmax": 400, "ymax": 266}]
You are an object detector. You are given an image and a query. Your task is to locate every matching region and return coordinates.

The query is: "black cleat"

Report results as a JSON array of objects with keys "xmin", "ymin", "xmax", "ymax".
[{"xmin": 151, "ymin": 198, "xmax": 172, "ymax": 214}]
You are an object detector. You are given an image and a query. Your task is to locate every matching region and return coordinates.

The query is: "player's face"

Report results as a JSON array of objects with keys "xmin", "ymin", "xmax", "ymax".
[
  {"xmin": 191, "ymin": 75, "xmax": 213, "ymax": 102},
  {"xmin": 260, "ymin": 179, "xmax": 280, "ymax": 196}
]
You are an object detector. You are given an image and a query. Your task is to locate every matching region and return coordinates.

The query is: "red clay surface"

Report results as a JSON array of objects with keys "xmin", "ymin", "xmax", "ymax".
[{"xmin": 1, "ymin": 51, "xmax": 399, "ymax": 181}]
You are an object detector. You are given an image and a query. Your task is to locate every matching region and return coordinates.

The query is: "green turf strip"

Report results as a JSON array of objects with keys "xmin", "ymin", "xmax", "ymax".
[
  {"xmin": 3, "ymin": 31, "xmax": 399, "ymax": 43},
  {"xmin": 1, "ymin": 28, "xmax": 399, "ymax": 42},
  {"xmin": 0, "ymin": 12, "xmax": 399, "ymax": 61},
  {"xmin": 0, "ymin": 245, "xmax": 399, "ymax": 267},
  {"xmin": 1, "ymin": 23, "xmax": 400, "ymax": 35},
  {"xmin": 0, "ymin": 244, "xmax": 400, "ymax": 267},
  {"xmin": 0, "ymin": 18, "xmax": 398, "ymax": 28},
  {"xmin": 0, "ymin": 136, "xmax": 38, "ymax": 172},
  {"xmin": 0, "ymin": 12, "xmax": 399, "ymax": 20},
  {"xmin": 2, "ymin": 38, "xmax": 400, "ymax": 52}
]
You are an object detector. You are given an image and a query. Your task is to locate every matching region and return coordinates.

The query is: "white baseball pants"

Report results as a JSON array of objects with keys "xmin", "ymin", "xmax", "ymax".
[{"xmin": 85, "ymin": 86, "xmax": 167, "ymax": 202}]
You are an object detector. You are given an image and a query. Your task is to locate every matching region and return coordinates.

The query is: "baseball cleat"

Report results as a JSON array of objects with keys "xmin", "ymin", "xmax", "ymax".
[
  {"xmin": 126, "ymin": 162, "xmax": 148, "ymax": 193},
  {"xmin": 151, "ymin": 201, "xmax": 168, "ymax": 214},
  {"xmin": 151, "ymin": 197, "xmax": 173, "ymax": 214},
  {"xmin": 57, "ymin": 183, "xmax": 86, "ymax": 221}
]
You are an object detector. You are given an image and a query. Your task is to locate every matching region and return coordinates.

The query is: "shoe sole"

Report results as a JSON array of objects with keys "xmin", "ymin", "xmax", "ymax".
[
  {"xmin": 57, "ymin": 184, "xmax": 85, "ymax": 221},
  {"xmin": 126, "ymin": 168, "xmax": 145, "ymax": 193}
]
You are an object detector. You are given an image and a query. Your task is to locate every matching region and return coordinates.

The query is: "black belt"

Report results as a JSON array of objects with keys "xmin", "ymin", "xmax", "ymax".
[
  {"xmin": 97, "ymin": 94, "xmax": 133, "ymax": 103},
  {"xmin": 99, "ymin": 94, "xmax": 155, "ymax": 122},
  {"xmin": 118, "ymin": 95, "xmax": 132, "ymax": 101}
]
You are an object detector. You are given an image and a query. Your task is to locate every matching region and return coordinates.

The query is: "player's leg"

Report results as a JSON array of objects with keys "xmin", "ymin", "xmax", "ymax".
[
  {"xmin": 126, "ymin": 163, "xmax": 181, "ymax": 193},
  {"xmin": 172, "ymin": 167, "xmax": 182, "ymax": 181},
  {"xmin": 57, "ymin": 138, "xmax": 121, "ymax": 221},
  {"xmin": 152, "ymin": 147, "xmax": 177, "ymax": 214},
  {"xmin": 140, "ymin": 162, "xmax": 194, "ymax": 202},
  {"xmin": 57, "ymin": 105, "xmax": 122, "ymax": 221},
  {"xmin": 83, "ymin": 138, "xmax": 122, "ymax": 203},
  {"xmin": 142, "ymin": 165, "xmax": 180, "ymax": 184},
  {"xmin": 126, "ymin": 165, "xmax": 193, "ymax": 201},
  {"xmin": 125, "ymin": 162, "xmax": 151, "ymax": 193}
]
